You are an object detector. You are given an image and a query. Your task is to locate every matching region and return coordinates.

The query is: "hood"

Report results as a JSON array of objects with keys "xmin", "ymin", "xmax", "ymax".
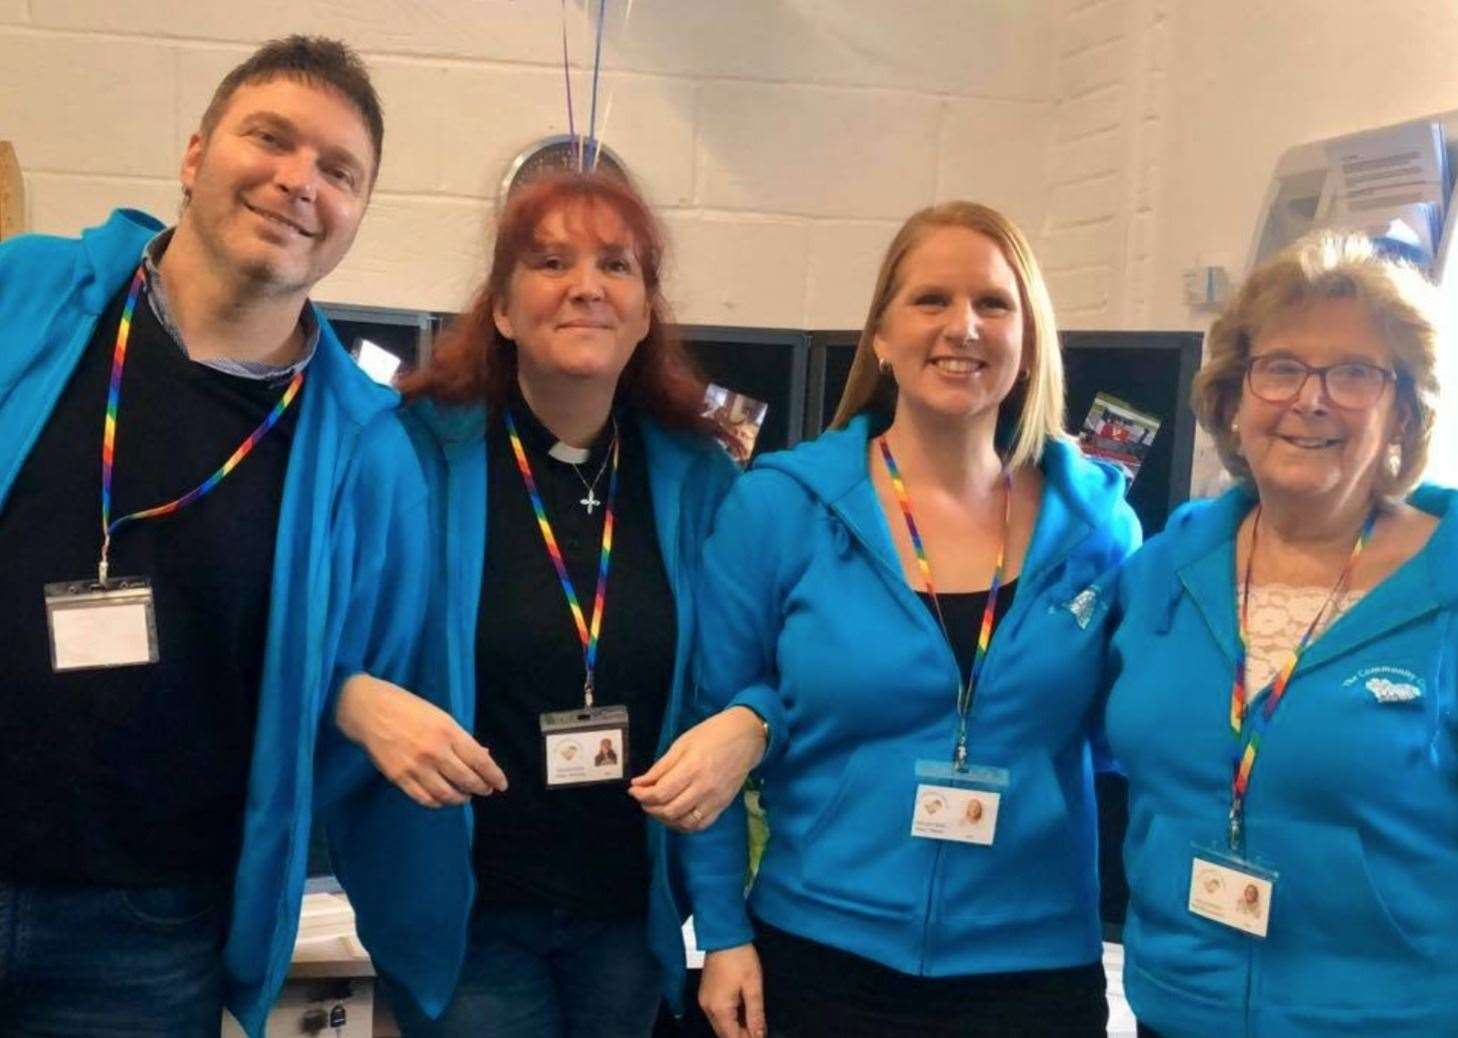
[
  {"xmin": 754, "ymin": 413, "xmax": 1132, "ymax": 536},
  {"xmin": 405, "ymin": 396, "xmax": 488, "ymax": 458},
  {"xmin": 78, "ymin": 209, "xmax": 163, "ymax": 314},
  {"xmin": 1148, "ymin": 481, "xmax": 1458, "ymax": 644}
]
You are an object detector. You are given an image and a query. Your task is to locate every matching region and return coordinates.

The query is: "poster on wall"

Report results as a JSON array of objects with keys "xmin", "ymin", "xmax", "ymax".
[
  {"xmin": 1077, "ymin": 392, "xmax": 1162, "ymax": 488},
  {"xmin": 1250, "ymin": 118, "xmax": 1448, "ymax": 274},
  {"xmin": 703, "ymin": 383, "xmax": 769, "ymax": 465}
]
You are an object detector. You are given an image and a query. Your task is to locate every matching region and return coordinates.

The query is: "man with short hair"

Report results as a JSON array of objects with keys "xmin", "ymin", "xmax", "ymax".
[{"xmin": 0, "ymin": 35, "xmax": 426, "ymax": 1036}]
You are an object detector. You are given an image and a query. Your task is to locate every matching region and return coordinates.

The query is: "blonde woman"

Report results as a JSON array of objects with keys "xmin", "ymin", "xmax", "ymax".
[{"xmin": 683, "ymin": 202, "xmax": 1141, "ymax": 1037}]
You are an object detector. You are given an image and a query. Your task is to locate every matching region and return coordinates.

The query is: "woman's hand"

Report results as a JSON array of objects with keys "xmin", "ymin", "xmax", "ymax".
[
  {"xmin": 334, "ymin": 673, "xmax": 507, "ymax": 808},
  {"xmin": 629, "ymin": 706, "xmax": 767, "ymax": 831},
  {"xmin": 700, "ymin": 944, "xmax": 766, "ymax": 1038}
]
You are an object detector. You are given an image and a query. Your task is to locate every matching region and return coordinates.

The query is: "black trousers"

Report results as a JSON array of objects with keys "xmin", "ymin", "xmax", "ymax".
[{"xmin": 754, "ymin": 917, "xmax": 1108, "ymax": 1038}]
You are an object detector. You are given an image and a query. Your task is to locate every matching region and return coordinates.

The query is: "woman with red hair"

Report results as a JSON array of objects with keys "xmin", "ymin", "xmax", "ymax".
[{"xmin": 330, "ymin": 171, "xmax": 772, "ymax": 1036}]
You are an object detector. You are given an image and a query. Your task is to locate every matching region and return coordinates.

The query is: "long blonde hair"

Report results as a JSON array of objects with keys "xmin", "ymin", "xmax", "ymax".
[{"xmin": 831, "ymin": 201, "xmax": 1066, "ymax": 470}]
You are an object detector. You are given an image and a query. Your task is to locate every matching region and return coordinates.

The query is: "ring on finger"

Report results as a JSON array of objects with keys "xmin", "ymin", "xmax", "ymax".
[{"xmin": 689, "ymin": 806, "xmax": 705, "ymax": 827}]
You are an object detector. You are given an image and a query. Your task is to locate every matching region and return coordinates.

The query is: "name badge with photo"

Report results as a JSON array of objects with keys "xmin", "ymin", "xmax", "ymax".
[
  {"xmin": 1188, "ymin": 847, "xmax": 1276, "ymax": 938},
  {"xmin": 909, "ymin": 760, "xmax": 1008, "ymax": 846},
  {"xmin": 44, "ymin": 578, "xmax": 159, "ymax": 672},
  {"xmin": 540, "ymin": 704, "xmax": 629, "ymax": 788}
]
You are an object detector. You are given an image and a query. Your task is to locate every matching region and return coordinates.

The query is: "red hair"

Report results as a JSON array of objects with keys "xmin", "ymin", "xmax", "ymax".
[{"xmin": 402, "ymin": 171, "xmax": 731, "ymax": 450}]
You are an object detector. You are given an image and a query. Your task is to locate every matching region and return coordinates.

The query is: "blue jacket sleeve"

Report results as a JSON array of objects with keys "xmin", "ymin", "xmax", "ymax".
[
  {"xmin": 1088, "ymin": 497, "xmax": 1143, "ymax": 774},
  {"xmin": 313, "ymin": 411, "xmax": 431, "ymax": 810},
  {"xmin": 682, "ymin": 470, "xmax": 806, "ymax": 951}
]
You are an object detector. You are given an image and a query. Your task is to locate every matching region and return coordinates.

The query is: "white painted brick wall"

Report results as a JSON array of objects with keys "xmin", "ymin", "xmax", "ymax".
[
  {"xmin": 0, "ymin": 1, "xmax": 1062, "ymax": 328},
  {"xmin": 0, "ymin": 30, "xmax": 178, "ymax": 177},
  {"xmin": 1043, "ymin": 0, "xmax": 1141, "ymax": 328},
  {"xmin": 803, "ymin": 218, "xmax": 898, "ymax": 329},
  {"xmin": 937, "ymin": 98, "xmax": 1055, "ymax": 242},
  {"xmin": 696, "ymin": 81, "xmax": 942, "ymax": 220}
]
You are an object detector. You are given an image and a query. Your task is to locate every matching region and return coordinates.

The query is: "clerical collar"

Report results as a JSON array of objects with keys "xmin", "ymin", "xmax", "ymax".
[
  {"xmin": 549, "ymin": 441, "xmax": 591, "ymax": 464},
  {"xmin": 506, "ymin": 387, "xmax": 616, "ymax": 468}
]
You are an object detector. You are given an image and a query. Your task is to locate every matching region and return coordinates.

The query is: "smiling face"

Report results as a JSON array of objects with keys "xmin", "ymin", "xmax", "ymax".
[
  {"xmin": 178, "ymin": 76, "xmax": 373, "ymax": 296},
  {"xmin": 1235, "ymin": 297, "xmax": 1404, "ymax": 510},
  {"xmin": 493, "ymin": 200, "xmax": 652, "ymax": 391},
  {"xmin": 874, "ymin": 226, "xmax": 1025, "ymax": 429}
]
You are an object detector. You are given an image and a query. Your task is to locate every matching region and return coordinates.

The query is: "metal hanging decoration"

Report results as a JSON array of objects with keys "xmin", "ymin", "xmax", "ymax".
[{"xmin": 498, "ymin": 0, "xmax": 632, "ymax": 205}]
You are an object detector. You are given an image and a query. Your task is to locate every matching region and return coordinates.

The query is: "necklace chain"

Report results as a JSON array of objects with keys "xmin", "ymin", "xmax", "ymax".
[{"xmin": 561, "ymin": 426, "xmax": 615, "ymax": 514}]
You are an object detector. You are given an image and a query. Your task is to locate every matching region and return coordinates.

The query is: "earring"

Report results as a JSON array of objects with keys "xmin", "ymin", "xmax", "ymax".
[
  {"xmin": 1386, "ymin": 442, "xmax": 1402, "ymax": 479},
  {"xmin": 877, "ymin": 355, "xmax": 891, "ymax": 375},
  {"xmin": 1017, "ymin": 368, "xmax": 1030, "ymax": 383}
]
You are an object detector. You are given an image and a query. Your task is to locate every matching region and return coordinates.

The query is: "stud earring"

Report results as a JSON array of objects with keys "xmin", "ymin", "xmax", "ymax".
[{"xmin": 877, "ymin": 355, "xmax": 891, "ymax": 374}]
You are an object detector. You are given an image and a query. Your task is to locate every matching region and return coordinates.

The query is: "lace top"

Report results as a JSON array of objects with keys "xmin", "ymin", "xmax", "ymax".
[{"xmin": 1241, "ymin": 583, "xmax": 1366, "ymax": 696}]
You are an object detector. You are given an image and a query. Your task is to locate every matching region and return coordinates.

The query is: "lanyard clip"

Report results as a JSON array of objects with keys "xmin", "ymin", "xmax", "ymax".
[
  {"xmin": 583, "ymin": 674, "xmax": 595, "ymax": 709},
  {"xmin": 1228, "ymin": 806, "xmax": 1242, "ymax": 853}
]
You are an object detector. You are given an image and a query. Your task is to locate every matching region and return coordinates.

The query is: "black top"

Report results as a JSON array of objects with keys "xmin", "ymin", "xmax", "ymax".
[
  {"xmin": 752, "ymin": 916, "xmax": 1105, "ymax": 1036},
  {"xmin": 916, "ymin": 578, "xmax": 1019, "ymax": 689},
  {"xmin": 0, "ymin": 279, "xmax": 299, "ymax": 886},
  {"xmin": 472, "ymin": 397, "xmax": 676, "ymax": 918}
]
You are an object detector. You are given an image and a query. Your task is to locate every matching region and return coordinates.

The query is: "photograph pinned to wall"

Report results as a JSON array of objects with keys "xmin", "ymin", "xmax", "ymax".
[
  {"xmin": 1077, "ymin": 392, "xmax": 1162, "ymax": 487},
  {"xmin": 704, "ymin": 383, "xmax": 769, "ymax": 465}
]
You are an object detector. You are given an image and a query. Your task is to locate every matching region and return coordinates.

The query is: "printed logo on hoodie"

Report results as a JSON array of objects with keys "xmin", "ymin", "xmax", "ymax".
[{"xmin": 1343, "ymin": 665, "xmax": 1425, "ymax": 704}]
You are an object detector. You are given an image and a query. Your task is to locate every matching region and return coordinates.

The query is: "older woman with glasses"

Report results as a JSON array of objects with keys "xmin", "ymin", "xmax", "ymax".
[{"xmin": 1104, "ymin": 233, "xmax": 1457, "ymax": 1037}]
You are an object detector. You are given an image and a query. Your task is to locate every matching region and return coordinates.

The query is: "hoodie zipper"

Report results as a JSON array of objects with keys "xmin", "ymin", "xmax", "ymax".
[{"xmin": 827, "ymin": 498, "xmax": 1093, "ymax": 974}]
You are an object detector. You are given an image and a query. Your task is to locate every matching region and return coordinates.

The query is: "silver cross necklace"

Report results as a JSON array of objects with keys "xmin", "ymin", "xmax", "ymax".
[{"xmin": 550, "ymin": 423, "xmax": 617, "ymax": 514}]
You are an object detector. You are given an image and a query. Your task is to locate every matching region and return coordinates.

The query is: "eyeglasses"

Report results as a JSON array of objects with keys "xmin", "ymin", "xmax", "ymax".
[{"xmin": 1245, "ymin": 354, "xmax": 1396, "ymax": 410}]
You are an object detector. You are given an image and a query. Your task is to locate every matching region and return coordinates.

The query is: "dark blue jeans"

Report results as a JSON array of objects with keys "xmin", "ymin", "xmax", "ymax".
[
  {"xmin": 0, "ymin": 878, "xmax": 227, "ymax": 1036},
  {"xmin": 389, "ymin": 905, "xmax": 662, "ymax": 1038}
]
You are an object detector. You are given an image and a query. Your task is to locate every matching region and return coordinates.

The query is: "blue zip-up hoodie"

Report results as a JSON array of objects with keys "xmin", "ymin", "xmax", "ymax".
[
  {"xmin": 0, "ymin": 210, "xmax": 430, "ymax": 1037},
  {"xmin": 1106, "ymin": 485, "xmax": 1458, "ymax": 1037},
  {"xmin": 683, "ymin": 415, "xmax": 1141, "ymax": 975},
  {"xmin": 344, "ymin": 398, "xmax": 738, "ymax": 1019}
]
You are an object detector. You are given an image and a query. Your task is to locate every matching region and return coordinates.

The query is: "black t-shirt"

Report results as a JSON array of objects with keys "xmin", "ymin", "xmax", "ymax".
[
  {"xmin": 916, "ymin": 579, "xmax": 1019, "ymax": 690},
  {"xmin": 472, "ymin": 399, "xmax": 676, "ymax": 918},
  {"xmin": 0, "ymin": 279, "xmax": 300, "ymax": 886}
]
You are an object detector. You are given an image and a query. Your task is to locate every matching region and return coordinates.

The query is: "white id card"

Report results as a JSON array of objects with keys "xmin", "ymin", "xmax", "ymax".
[
  {"xmin": 44, "ymin": 578, "xmax": 159, "ymax": 672},
  {"xmin": 911, "ymin": 784, "xmax": 1001, "ymax": 845},
  {"xmin": 909, "ymin": 761, "xmax": 1008, "ymax": 846},
  {"xmin": 540, "ymin": 704, "xmax": 628, "ymax": 788},
  {"xmin": 1188, "ymin": 852, "xmax": 1276, "ymax": 938}
]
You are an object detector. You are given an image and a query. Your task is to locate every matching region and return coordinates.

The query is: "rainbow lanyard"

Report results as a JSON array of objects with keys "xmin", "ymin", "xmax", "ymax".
[
  {"xmin": 878, "ymin": 436, "xmax": 1010, "ymax": 772},
  {"xmin": 1226, "ymin": 504, "xmax": 1375, "ymax": 851},
  {"xmin": 98, "ymin": 266, "xmax": 305, "ymax": 584},
  {"xmin": 505, "ymin": 410, "xmax": 620, "ymax": 707}
]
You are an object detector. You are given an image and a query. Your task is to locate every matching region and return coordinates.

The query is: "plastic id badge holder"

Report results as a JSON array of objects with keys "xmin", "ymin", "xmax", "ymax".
[
  {"xmin": 1188, "ymin": 843, "xmax": 1277, "ymax": 938},
  {"xmin": 540, "ymin": 704, "xmax": 629, "ymax": 788},
  {"xmin": 44, "ymin": 578, "xmax": 158, "ymax": 671},
  {"xmin": 910, "ymin": 760, "xmax": 1009, "ymax": 846}
]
